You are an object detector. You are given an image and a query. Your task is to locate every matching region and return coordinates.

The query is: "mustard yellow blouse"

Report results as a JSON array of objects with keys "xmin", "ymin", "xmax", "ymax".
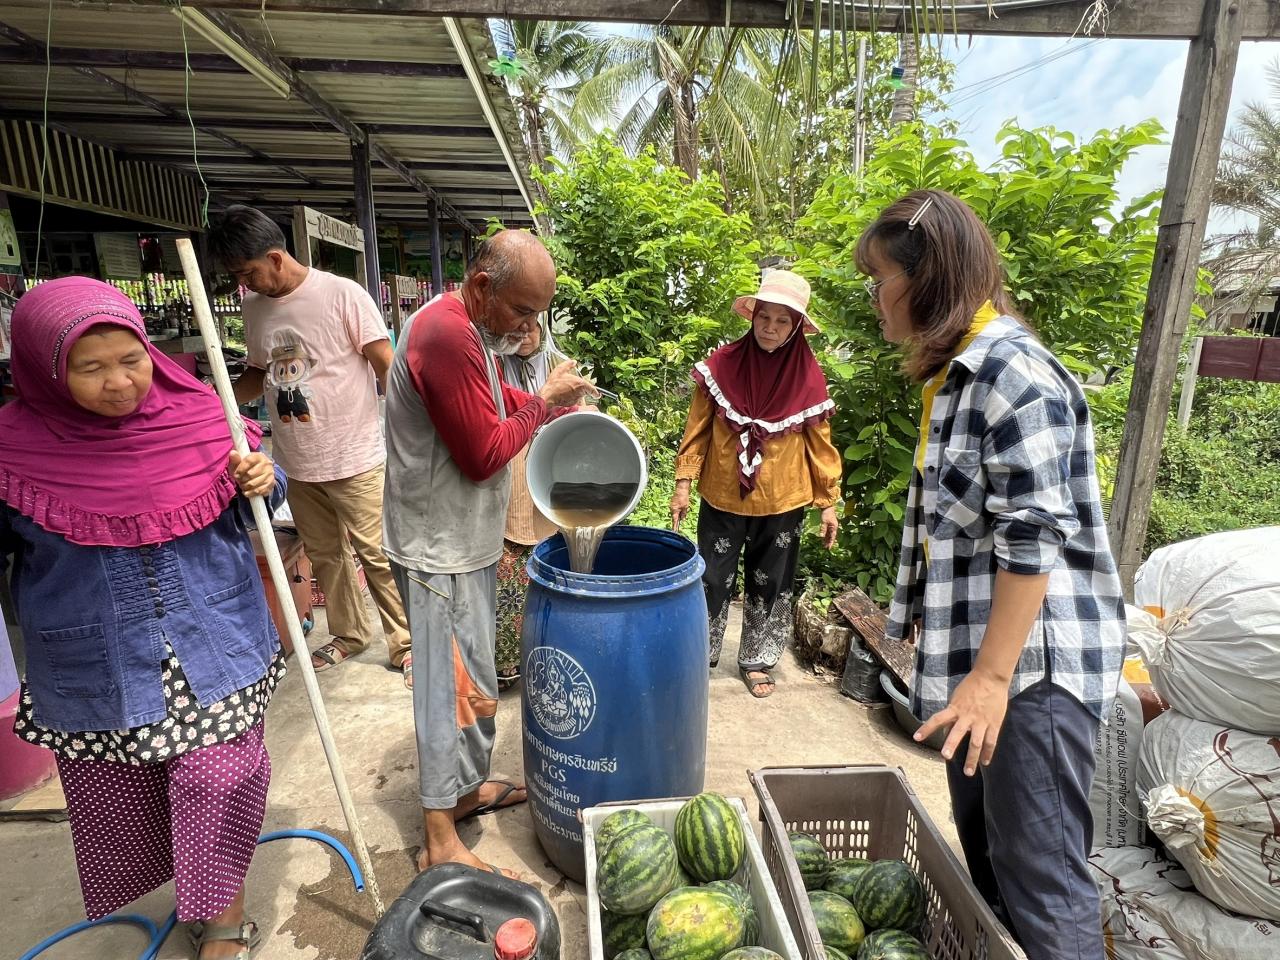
[{"xmin": 675, "ymin": 388, "xmax": 843, "ymax": 516}]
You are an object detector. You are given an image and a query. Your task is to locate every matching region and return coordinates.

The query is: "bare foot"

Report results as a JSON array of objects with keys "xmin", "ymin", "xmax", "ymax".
[
  {"xmin": 417, "ymin": 842, "xmax": 519, "ymax": 880},
  {"xmin": 452, "ymin": 779, "xmax": 527, "ymax": 820}
]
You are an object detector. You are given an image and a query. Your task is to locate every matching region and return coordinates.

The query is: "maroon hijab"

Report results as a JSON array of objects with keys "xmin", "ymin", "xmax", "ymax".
[
  {"xmin": 0, "ymin": 277, "xmax": 260, "ymax": 546},
  {"xmin": 693, "ymin": 321, "xmax": 834, "ymax": 497}
]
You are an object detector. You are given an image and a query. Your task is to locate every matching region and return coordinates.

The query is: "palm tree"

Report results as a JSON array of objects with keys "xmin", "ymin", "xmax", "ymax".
[
  {"xmin": 1209, "ymin": 59, "xmax": 1280, "ymax": 321},
  {"xmin": 888, "ymin": 35, "xmax": 919, "ymax": 128},
  {"xmin": 491, "ymin": 21, "xmax": 611, "ymax": 181}
]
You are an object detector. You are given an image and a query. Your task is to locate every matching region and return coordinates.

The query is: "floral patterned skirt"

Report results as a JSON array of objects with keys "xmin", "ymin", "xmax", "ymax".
[{"xmin": 495, "ymin": 540, "xmax": 534, "ymax": 678}]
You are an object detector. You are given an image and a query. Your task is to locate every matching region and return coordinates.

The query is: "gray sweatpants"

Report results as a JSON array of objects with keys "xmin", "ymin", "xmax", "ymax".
[
  {"xmin": 946, "ymin": 680, "xmax": 1103, "ymax": 960},
  {"xmin": 392, "ymin": 562, "xmax": 499, "ymax": 810}
]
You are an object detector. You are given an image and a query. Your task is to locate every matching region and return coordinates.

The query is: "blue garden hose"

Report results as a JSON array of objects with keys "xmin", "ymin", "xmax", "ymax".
[{"xmin": 19, "ymin": 830, "xmax": 363, "ymax": 959}]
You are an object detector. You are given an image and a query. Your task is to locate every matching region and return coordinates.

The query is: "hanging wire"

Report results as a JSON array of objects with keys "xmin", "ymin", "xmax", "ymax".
[
  {"xmin": 175, "ymin": 0, "xmax": 211, "ymax": 228},
  {"xmin": 33, "ymin": 0, "xmax": 54, "ymax": 282}
]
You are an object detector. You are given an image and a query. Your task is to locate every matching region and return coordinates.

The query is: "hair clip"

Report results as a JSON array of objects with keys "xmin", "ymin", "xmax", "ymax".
[{"xmin": 907, "ymin": 196, "xmax": 934, "ymax": 231}]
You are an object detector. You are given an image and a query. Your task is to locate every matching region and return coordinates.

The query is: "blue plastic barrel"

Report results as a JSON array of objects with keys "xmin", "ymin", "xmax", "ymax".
[{"xmin": 521, "ymin": 526, "xmax": 708, "ymax": 882}]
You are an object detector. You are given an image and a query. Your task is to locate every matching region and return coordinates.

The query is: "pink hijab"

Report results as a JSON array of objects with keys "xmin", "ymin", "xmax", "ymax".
[{"xmin": 0, "ymin": 277, "xmax": 261, "ymax": 547}]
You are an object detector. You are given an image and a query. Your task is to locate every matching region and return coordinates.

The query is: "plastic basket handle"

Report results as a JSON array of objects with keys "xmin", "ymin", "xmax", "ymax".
[{"xmin": 418, "ymin": 900, "xmax": 489, "ymax": 943}]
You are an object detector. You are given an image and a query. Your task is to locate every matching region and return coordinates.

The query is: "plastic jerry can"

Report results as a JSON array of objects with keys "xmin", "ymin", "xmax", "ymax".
[{"xmin": 360, "ymin": 863, "xmax": 560, "ymax": 960}]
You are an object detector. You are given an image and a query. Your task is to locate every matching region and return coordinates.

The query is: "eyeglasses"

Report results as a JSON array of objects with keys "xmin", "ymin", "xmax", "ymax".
[{"xmin": 863, "ymin": 269, "xmax": 908, "ymax": 304}]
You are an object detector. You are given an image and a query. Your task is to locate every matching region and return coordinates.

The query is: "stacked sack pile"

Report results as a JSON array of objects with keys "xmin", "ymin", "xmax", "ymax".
[{"xmin": 1087, "ymin": 526, "xmax": 1280, "ymax": 959}]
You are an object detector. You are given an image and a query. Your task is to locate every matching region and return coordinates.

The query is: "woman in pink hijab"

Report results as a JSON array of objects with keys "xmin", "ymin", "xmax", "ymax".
[{"xmin": 0, "ymin": 277, "xmax": 285, "ymax": 959}]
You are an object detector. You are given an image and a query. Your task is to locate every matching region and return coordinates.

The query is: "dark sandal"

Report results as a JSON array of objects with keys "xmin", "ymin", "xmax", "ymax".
[
  {"xmin": 457, "ymin": 779, "xmax": 528, "ymax": 821},
  {"xmin": 188, "ymin": 919, "xmax": 261, "ymax": 959},
  {"xmin": 740, "ymin": 667, "xmax": 776, "ymax": 699},
  {"xmin": 311, "ymin": 642, "xmax": 354, "ymax": 672}
]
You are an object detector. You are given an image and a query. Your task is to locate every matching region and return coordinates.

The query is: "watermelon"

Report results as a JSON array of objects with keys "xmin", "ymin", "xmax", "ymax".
[
  {"xmin": 601, "ymin": 910, "xmax": 648, "ymax": 959},
  {"xmin": 675, "ymin": 792, "xmax": 745, "ymax": 882},
  {"xmin": 824, "ymin": 949, "xmax": 852, "ymax": 960},
  {"xmin": 826, "ymin": 857, "xmax": 874, "ymax": 900},
  {"xmin": 857, "ymin": 929, "xmax": 929, "ymax": 960},
  {"xmin": 646, "ymin": 888, "xmax": 746, "ymax": 960},
  {"xmin": 848, "ymin": 860, "xmax": 926, "ymax": 933},
  {"xmin": 809, "ymin": 890, "xmax": 866, "ymax": 955},
  {"xmin": 722, "ymin": 950, "xmax": 784, "ymax": 959},
  {"xmin": 704, "ymin": 879, "xmax": 760, "ymax": 945},
  {"xmin": 614, "ymin": 951, "xmax": 653, "ymax": 960},
  {"xmin": 788, "ymin": 832, "xmax": 831, "ymax": 890},
  {"xmin": 596, "ymin": 809, "xmax": 653, "ymax": 858},
  {"xmin": 598, "ymin": 823, "xmax": 680, "ymax": 915}
]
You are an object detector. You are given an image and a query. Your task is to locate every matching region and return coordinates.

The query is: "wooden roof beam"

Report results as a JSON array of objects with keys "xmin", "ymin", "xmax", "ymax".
[
  {"xmin": 0, "ymin": 46, "xmax": 466, "ymax": 77},
  {"xmin": 0, "ymin": 21, "xmax": 323, "ymax": 189},
  {"xmin": 192, "ymin": 10, "xmax": 475, "ymax": 229},
  {"xmin": 0, "ymin": 109, "xmax": 492, "ymax": 137},
  {"xmin": 125, "ymin": 153, "xmax": 512, "ymax": 172},
  {"xmin": 78, "ymin": 0, "xmax": 1280, "ymax": 41}
]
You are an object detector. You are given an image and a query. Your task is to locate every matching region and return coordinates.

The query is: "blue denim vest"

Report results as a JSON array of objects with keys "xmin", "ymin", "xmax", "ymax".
[{"xmin": 1, "ymin": 470, "xmax": 285, "ymax": 732}]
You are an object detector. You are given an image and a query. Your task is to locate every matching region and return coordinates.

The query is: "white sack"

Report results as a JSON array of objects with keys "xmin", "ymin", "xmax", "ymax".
[
  {"xmin": 1089, "ymin": 845, "xmax": 1279, "ymax": 960},
  {"xmin": 1138, "ymin": 710, "xmax": 1280, "ymax": 922},
  {"xmin": 1130, "ymin": 526, "xmax": 1280, "ymax": 735}
]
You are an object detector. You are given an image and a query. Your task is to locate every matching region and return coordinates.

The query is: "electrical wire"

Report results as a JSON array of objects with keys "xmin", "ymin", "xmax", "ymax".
[
  {"xmin": 947, "ymin": 36, "xmax": 1103, "ymax": 107},
  {"xmin": 32, "ymin": 0, "xmax": 54, "ymax": 282},
  {"xmin": 175, "ymin": 0, "xmax": 211, "ymax": 228}
]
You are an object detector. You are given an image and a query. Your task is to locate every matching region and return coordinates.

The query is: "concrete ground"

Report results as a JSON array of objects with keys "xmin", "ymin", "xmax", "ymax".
[{"xmin": 1, "ymin": 600, "xmax": 956, "ymax": 959}]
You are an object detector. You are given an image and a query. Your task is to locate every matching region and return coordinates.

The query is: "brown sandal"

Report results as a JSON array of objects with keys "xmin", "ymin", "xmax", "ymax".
[
  {"xmin": 188, "ymin": 919, "xmax": 261, "ymax": 959},
  {"xmin": 740, "ymin": 667, "xmax": 776, "ymax": 699},
  {"xmin": 311, "ymin": 641, "xmax": 355, "ymax": 672}
]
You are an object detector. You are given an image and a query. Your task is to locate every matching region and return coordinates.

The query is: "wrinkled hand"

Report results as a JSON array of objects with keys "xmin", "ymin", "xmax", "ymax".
[
  {"xmin": 915, "ymin": 668, "xmax": 1011, "ymax": 776},
  {"xmin": 539, "ymin": 360, "xmax": 599, "ymax": 408},
  {"xmin": 230, "ymin": 451, "xmax": 276, "ymax": 499},
  {"xmin": 670, "ymin": 482, "xmax": 692, "ymax": 531},
  {"xmin": 820, "ymin": 506, "xmax": 839, "ymax": 550}
]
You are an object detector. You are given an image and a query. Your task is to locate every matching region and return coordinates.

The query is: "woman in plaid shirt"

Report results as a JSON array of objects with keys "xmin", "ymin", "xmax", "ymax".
[{"xmin": 857, "ymin": 190, "xmax": 1125, "ymax": 960}]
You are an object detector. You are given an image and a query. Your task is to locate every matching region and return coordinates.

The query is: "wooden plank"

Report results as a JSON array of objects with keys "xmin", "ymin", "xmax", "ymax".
[
  {"xmin": 831, "ymin": 587, "xmax": 913, "ymax": 689},
  {"xmin": 0, "ymin": 47, "xmax": 466, "ymax": 78},
  {"xmin": 89, "ymin": 0, "xmax": 1280, "ymax": 40},
  {"xmin": 1108, "ymin": 0, "xmax": 1244, "ymax": 592},
  {"xmin": 1260, "ymin": 338, "xmax": 1280, "ymax": 383},
  {"xmin": 1198, "ymin": 335, "xmax": 1262, "ymax": 380}
]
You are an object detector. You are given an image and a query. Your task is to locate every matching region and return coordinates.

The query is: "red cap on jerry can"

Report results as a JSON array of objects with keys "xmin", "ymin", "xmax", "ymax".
[{"xmin": 494, "ymin": 918, "xmax": 538, "ymax": 960}]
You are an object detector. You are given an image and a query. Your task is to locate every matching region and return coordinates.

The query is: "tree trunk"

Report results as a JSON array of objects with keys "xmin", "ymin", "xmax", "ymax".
[
  {"xmin": 889, "ymin": 35, "xmax": 918, "ymax": 128},
  {"xmin": 521, "ymin": 97, "xmax": 552, "ymax": 204}
]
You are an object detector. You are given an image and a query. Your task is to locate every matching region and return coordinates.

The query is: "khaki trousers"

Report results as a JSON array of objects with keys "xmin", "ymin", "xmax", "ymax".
[{"xmin": 285, "ymin": 463, "xmax": 411, "ymax": 665}]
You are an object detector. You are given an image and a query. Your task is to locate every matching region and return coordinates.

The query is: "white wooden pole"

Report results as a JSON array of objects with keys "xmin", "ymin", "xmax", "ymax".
[
  {"xmin": 1176, "ymin": 336, "xmax": 1204, "ymax": 430},
  {"xmin": 175, "ymin": 238, "xmax": 386, "ymax": 917}
]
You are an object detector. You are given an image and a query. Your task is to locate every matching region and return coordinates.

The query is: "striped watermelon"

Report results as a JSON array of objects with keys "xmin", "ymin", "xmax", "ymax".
[
  {"xmin": 722, "ymin": 950, "xmax": 784, "ymax": 959},
  {"xmin": 602, "ymin": 910, "xmax": 648, "ymax": 958},
  {"xmin": 647, "ymin": 887, "xmax": 746, "ymax": 960},
  {"xmin": 596, "ymin": 809, "xmax": 653, "ymax": 858},
  {"xmin": 614, "ymin": 951, "xmax": 653, "ymax": 960},
  {"xmin": 675, "ymin": 793, "xmax": 745, "ymax": 882},
  {"xmin": 809, "ymin": 890, "xmax": 866, "ymax": 955},
  {"xmin": 704, "ymin": 879, "xmax": 760, "ymax": 946},
  {"xmin": 598, "ymin": 823, "xmax": 679, "ymax": 915},
  {"xmin": 848, "ymin": 860, "xmax": 926, "ymax": 933},
  {"xmin": 856, "ymin": 929, "xmax": 929, "ymax": 960},
  {"xmin": 826, "ymin": 857, "xmax": 874, "ymax": 900},
  {"xmin": 788, "ymin": 832, "xmax": 831, "ymax": 890},
  {"xmin": 824, "ymin": 949, "xmax": 852, "ymax": 960}
]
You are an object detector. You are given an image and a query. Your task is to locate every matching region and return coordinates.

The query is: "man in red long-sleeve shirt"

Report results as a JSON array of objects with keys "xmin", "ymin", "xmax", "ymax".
[{"xmin": 382, "ymin": 230, "xmax": 594, "ymax": 876}]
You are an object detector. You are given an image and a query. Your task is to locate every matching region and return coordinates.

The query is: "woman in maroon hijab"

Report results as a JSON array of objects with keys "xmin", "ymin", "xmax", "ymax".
[{"xmin": 671, "ymin": 270, "xmax": 842, "ymax": 698}]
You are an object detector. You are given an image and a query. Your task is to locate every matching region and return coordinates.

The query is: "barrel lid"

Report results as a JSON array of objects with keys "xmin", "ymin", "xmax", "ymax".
[{"xmin": 494, "ymin": 918, "xmax": 538, "ymax": 959}]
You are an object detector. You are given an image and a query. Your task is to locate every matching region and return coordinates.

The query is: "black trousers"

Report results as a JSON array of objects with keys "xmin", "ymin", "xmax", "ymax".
[
  {"xmin": 697, "ymin": 502, "xmax": 805, "ymax": 669},
  {"xmin": 946, "ymin": 680, "xmax": 1103, "ymax": 960}
]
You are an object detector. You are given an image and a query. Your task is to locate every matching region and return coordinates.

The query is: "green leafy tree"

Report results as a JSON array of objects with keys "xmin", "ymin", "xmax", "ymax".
[{"xmin": 793, "ymin": 120, "xmax": 1163, "ymax": 601}]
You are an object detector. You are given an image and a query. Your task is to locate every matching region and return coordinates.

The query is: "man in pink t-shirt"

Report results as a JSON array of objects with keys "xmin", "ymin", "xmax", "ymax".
[{"xmin": 211, "ymin": 206, "xmax": 411, "ymax": 682}]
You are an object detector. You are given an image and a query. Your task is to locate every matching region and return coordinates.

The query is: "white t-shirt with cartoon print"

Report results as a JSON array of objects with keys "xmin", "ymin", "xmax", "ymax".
[{"xmin": 244, "ymin": 268, "xmax": 389, "ymax": 483}]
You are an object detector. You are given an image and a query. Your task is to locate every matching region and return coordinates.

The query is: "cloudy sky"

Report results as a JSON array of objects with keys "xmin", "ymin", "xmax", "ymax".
[{"xmin": 928, "ymin": 36, "xmax": 1278, "ymax": 232}]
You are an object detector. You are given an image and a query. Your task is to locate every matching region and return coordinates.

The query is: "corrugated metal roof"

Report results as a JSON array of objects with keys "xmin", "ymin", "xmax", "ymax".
[{"xmin": 0, "ymin": 0, "xmax": 536, "ymax": 230}]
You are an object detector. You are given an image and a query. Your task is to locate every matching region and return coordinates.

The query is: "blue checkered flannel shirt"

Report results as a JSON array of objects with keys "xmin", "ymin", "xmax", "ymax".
[{"xmin": 887, "ymin": 315, "xmax": 1126, "ymax": 722}]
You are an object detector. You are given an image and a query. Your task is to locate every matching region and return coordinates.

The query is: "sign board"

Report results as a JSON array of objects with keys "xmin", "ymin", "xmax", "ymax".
[
  {"xmin": 308, "ymin": 209, "xmax": 364, "ymax": 251},
  {"xmin": 94, "ymin": 233, "xmax": 142, "ymax": 280},
  {"xmin": 395, "ymin": 275, "xmax": 419, "ymax": 300},
  {"xmin": 0, "ymin": 208, "xmax": 19, "ymax": 274}
]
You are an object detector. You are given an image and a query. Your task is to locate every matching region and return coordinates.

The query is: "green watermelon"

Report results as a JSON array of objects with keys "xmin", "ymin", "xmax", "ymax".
[
  {"xmin": 722, "ymin": 949, "xmax": 783, "ymax": 959},
  {"xmin": 848, "ymin": 860, "xmax": 926, "ymax": 933},
  {"xmin": 595, "ymin": 809, "xmax": 653, "ymax": 858},
  {"xmin": 826, "ymin": 857, "xmax": 874, "ymax": 900},
  {"xmin": 675, "ymin": 792, "xmax": 745, "ymax": 882},
  {"xmin": 646, "ymin": 888, "xmax": 746, "ymax": 960},
  {"xmin": 809, "ymin": 890, "xmax": 866, "ymax": 955},
  {"xmin": 598, "ymin": 823, "xmax": 679, "ymax": 915},
  {"xmin": 601, "ymin": 910, "xmax": 648, "ymax": 958},
  {"xmin": 856, "ymin": 928, "xmax": 929, "ymax": 960},
  {"xmin": 788, "ymin": 832, "xmax": 831, "ymax": 890},
  {"xmin": 824, "ymin": 949, "xmax": 852, "ymax": 960},
  {"xmin": 614, "ymin": 951, "xmax": 653, "ymax": 960},
  {"xmin": 704, "ymin": 879, "xmax": 760, "ymax": 946}
]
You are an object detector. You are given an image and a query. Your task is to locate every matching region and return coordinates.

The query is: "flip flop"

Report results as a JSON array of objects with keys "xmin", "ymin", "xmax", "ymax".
[
  {"xmin": 457, "ymin": 779, "xmax": 528, "ymax": 821},
  {"xmin": 402, "ymin": 654, "xmax": 413, "ymax": 690},
  {"xmin": 740, "ymin": 667, "xmax": 776, "ymax": 699}
]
